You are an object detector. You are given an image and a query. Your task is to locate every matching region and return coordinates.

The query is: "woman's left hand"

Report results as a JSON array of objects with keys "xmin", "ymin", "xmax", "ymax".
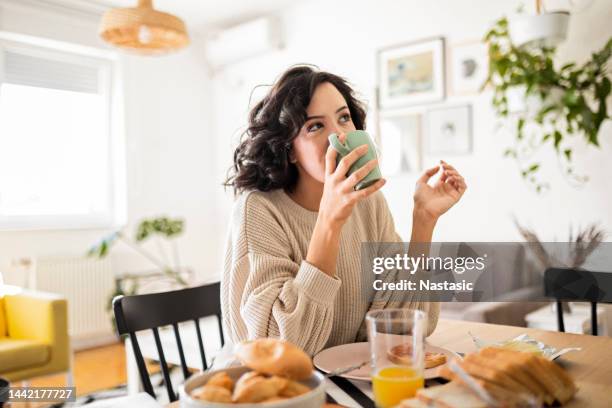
[{"xmin": 413, "ymin": 160, "xmax": 466, "ymax": 221}]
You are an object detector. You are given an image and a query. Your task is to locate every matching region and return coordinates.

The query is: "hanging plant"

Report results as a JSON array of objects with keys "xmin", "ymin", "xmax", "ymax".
[{"xmin": 484, "ymin": 16, "xmax": 611, "ymax": 192}]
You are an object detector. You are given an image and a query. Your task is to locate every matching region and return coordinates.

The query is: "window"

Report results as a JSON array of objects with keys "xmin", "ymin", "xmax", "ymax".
[{"xmin": 0, "ymin": 33, "xmax": 125, "ymax": 230}]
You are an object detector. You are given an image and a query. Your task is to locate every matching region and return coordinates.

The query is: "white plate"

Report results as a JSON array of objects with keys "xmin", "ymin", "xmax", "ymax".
[{"xmin": 313, "ymin": 342, "xmax": 461, "ymax": 381}]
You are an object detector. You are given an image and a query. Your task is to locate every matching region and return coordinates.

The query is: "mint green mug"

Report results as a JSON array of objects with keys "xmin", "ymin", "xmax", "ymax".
[{"xmin": 328, "ymin": 130, "xmax": 382, "ymax": 190}]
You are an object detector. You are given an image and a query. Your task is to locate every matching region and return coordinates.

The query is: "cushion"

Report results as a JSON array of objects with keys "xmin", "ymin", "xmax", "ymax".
[
  {"xmin": 0, "ymin": 338, "xmax": 50, "ymax": 372},
  {"xmin": 0, "ymin": 298, "xmax": 6, "ymax": 337}
]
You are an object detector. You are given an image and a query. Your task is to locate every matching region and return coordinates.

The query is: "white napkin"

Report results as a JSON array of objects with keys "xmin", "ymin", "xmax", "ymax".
[{"xmin": 85, "ymin": 392, "xmax": 163, "ymax": 408}]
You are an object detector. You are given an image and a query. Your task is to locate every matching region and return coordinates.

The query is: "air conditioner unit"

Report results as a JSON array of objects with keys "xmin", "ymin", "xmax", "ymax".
[{"xmin": 205, "ymin": 16, "xmax": 283, "ymax": 69}]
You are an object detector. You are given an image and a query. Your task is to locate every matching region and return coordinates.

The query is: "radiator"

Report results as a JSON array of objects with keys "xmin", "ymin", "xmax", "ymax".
[{"xmin": 32, "ymin": 256, "xmax": 116, "ymax": 349}]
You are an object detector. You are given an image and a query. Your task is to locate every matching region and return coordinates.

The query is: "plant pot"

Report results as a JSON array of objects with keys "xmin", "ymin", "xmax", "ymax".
[{"xmin": 509, "ymin": 11, "xmax": 570, "ymax": 48}]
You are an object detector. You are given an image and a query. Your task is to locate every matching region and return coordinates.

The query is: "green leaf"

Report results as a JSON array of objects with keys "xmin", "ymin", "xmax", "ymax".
[
  {"xmin": 560, "ymin": 62, "xmax": 576, "ymax": 71},
  {"xmin": 484, "ymin": 16, "xmax": 611, "ymax": 188},
  {"xmin": 553, "ymin": 131, "xmax": 563, "ymax": 151},
  {"xmin": 522, "ymin": 163, "xmax": 540, "ymax": 177},
  {"xmin": 135, "ymin": 217, "xmax": 184, "ymax": 242},
  {"xmin": 562, "ymin": 90, "xmax": 579, "ymax": 106},
  {"xmin": 601, "ymin": 77, "xmax": 611, "ymax": 98}
]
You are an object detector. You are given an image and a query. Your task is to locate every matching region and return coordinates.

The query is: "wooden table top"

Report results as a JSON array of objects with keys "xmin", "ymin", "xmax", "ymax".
[
  {"xmin": 429, "ymin": 318, "xmax": 612, "ymax": 407},
  {"xmin": 168, "ymin": 318, "xmax": 612, "ymax": 407}
]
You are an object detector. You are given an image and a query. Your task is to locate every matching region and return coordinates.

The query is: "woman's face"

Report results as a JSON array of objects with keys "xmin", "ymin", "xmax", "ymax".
[{"xmin": 292, "ymin": 82, "xmax": 356, "ymax": 183}]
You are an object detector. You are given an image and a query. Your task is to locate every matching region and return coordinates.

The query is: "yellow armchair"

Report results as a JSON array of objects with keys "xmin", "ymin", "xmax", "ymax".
[{"xmin": 0, "ymin": 289, "xmax": 71, "ymax": 383}]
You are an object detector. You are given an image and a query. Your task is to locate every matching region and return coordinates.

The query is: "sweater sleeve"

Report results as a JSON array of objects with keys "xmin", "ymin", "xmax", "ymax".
[
  {"xmin": 359, "ymin": 193, "xmax": 440, "ymax": 338},
  {"xmin": 223, "ymin": 192, "xmax": 341, "ymax": 356}
]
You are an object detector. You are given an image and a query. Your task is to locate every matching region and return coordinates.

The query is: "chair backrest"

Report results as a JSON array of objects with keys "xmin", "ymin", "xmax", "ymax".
[
  {"xmin": 544, "ymin": 268, "xmax": 612, "ymax": 336},
  {"xmin": 113, "ymin": 282, "xmax": 224, "ymax": 402}
]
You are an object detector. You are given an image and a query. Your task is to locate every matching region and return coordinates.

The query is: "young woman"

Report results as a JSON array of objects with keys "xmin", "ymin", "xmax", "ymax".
[{"xmin": 222, "ymin": 65, "xmax": 466, "ymax": 355}]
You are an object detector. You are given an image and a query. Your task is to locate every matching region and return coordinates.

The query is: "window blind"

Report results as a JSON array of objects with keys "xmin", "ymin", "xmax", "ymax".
[{"xmin": 3, "ymin": 50, "xmax": 99, "ymax": 94}]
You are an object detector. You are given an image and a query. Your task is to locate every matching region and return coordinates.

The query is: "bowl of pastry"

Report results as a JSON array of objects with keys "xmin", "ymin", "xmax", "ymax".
[{"xmin": 179, "ymin": 338, "xmax": 326, "ymax": 407}]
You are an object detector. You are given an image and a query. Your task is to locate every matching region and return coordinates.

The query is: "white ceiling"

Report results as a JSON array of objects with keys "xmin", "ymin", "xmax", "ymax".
[{"xmin": 82, "ymin": 0, "xmax": 303, "ymax": 30}]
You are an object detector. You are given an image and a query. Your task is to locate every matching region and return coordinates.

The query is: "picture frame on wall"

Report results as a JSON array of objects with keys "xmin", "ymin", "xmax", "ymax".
[
  {"xmin": 377, "ymin": 111, "xmax": 423, "ymax": 176},
  {"xmin": 449, "ymin": 40, "xmax": 489, "ymax": 95},
  {"xmin": 377, "ymin": 37, "xmax": 446, "ymax": 109},
  {"xmin": 425, "ymin": 104, "xmax": 472, "ymax": 155}
]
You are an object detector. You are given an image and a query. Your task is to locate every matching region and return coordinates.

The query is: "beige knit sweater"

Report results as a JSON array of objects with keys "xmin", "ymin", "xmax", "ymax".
[{"xmin": 221, "ymin": 189, "xmax": 439, "ymax": 356}]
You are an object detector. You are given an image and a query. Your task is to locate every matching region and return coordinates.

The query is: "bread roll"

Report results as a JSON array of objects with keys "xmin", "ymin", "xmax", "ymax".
[
  {"xmin": 234, "ymin": 339, "xmax": 314, "ymax": 380},
  {"xmin": 279, "ymin": 379, "xmax": 311, "ymax": 398},
  {"xmin": 206, "ymin": 371, "xmax": 234, "ymax": 391},
  {"xmin": 232, "ymin": 375, "xmax": 288, "ymax": 403},
  {"xmin": 262, "ymin": 396, "xmax": 289, "ymax": 403},
  {"xmin": 234, "ymin": 370, "xmax": 263, "ymax": 396},
  {"xmin": 193, "ymin": 384, "xmax": 232, "ymax": 403}
]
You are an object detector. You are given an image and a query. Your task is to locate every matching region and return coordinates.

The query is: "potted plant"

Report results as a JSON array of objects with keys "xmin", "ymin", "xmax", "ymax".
[
  {"xmin": 484, "ymin": 15, "xmax": 611, "ymax": 192},
  {"xmin": 88, "ymin": 216, "xmax": 191, "ymax": 336},
  {"xmin": 508, "ymin": 0, "xmax": 570, "ymax": 48}
]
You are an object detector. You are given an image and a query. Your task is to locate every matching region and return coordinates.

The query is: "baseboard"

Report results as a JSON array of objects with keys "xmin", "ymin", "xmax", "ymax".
[{"xmin": 71, "ymin": 333, "xmax": 119, "ymax": 351}]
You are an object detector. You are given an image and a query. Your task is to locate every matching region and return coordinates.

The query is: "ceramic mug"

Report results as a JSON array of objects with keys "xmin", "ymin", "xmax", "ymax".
[{"xmin": 328, "ymin": 130, "xmax": 382, "ymax": 190}]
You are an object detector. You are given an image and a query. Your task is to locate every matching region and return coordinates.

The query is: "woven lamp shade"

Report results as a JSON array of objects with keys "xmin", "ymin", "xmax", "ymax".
[{"xmin": 99, "ymin": 0, "xmax": 189, "ymax": 55}]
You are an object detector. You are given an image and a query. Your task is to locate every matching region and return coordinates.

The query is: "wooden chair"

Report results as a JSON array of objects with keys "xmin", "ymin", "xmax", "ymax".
[
  {"xmin": 113, "ymin": 282, "xmax": 224, "ymax": 402},
  {"xmin": 544, "ymin": 268, "xmax": 612, "ymax": 336}
]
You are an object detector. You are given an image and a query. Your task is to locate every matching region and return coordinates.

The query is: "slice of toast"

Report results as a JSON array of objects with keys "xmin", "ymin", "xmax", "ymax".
[
  {"xmin": 467, "ymin": 349, "xmax": 552, "ymax": 404},
  {"xmin": 480, "ymin": 347, "xmax": 577, "ymax": 404},
  {"xmin": 458, "ymin": 359, "xmax": 529, "ymax": 394},
  {"xmin": 438, "ymin": 358, "xmax": 541, "ymax": 407},
  {"xmin": 395, "ymin": 397, "xmax": 431, "ymax": 407},
  {"xmin": 416, "ymin": 382, "xmax": 488, "ymax": 408}
]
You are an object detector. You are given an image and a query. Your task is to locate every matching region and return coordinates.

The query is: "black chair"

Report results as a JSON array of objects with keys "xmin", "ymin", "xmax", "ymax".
[
  {"xmin": 544, "ymin": 268, "xmax": 612, "ymax": 336},
  {"xmin": 113, "ymin": 282, "xmax": 225, "ymax": 402}
]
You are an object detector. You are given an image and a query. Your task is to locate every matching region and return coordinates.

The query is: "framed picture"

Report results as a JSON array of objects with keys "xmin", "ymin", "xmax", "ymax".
[
  {"xmin": 377, "ymin": 37, "xmax": 446, "ymax": 109},
  {"xmin": 449, "ymin": 41, "xmax": 489, "ymax": 95},
  {"xmin": 426, "ymin": 105, "xmax": 472, "ymax": 155},
  {"xmin": 377, "ymin": 112, "xmax": 423, "ymax": 175}
]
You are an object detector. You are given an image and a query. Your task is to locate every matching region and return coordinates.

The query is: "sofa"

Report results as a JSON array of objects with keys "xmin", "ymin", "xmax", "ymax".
[
  {"xmin": 438, "ymin": 242, "xmax": 548, "ymax": 327},
  {"xmin": 0, "ymin": 288, "xmax": 71, "ymax": 382}
]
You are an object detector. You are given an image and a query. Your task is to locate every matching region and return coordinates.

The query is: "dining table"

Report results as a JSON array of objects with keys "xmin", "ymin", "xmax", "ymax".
[{"xmin": 163, "ymin": 318, "xmax": 612, "ymax": 408}]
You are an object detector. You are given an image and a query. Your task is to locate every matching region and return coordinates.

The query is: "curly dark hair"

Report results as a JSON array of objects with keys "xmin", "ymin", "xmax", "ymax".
[{"xmin": 224, "ymin": 65, "xmax": 368, "ymax": 194}]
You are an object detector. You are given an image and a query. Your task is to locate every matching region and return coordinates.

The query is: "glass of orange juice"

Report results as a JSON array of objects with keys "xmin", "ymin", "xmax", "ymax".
[{"xmin": 366, "ymin": 309, "xmax": 426, "ymax": 408}]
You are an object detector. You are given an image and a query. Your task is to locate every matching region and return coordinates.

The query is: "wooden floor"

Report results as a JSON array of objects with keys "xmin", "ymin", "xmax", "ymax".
[
  {"xmin": 31, "ymin": 342, "xmax": 128, "ymax": 394},
  {"xmin": 12, "ymin": 342, "xmax": 131, "ymax": 407}
]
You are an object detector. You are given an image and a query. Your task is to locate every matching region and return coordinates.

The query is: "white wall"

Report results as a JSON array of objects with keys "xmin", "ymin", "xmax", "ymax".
[
  {"xmin": 0, "ymin": 0, "xmax": 218, "ymax": 284},
  {"xmin": 209, "ymin": 0, "xmax": 612, "ymax": 259},
  {"xmin": 1, "ymin": 0, "xmax": 610, "ymax": 290}
]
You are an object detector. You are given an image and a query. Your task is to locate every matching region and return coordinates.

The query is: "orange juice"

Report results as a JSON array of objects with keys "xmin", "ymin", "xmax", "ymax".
[{"xmin": 372, "ymin": 366, "xmax": 424, "ymax": 408}]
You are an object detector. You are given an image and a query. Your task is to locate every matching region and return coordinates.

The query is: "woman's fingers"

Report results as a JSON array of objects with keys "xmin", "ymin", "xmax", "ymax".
[
  {"xmin": 440, "ymin": 160, "xmax": 456, "ymax": 171},
  {"xmin": 442, "ymin": 169, "xmax": 461, "ymax": 182},
  {"xmin": 418, "ymin": 165, "xmax": 440, "ymax": 184},
  {"xmin": 350, "ymin": 178, "xmax": 386, "ymax": 201},
  {"xmin": 446, "ymin": 175, "xmax": 467, "ymax": 193},
  {"xmin": 438, "ymin": 161, "xmax": 466, "ymax": 190},
  {"xmin": 334, "ymin": 144, "xmax": 369, "ymax": 178},
  {"xmin": 325, "ymin": 144, "xmax": 338, "ymax": 176},
  {"xmin": 343, "ymin": 158, "xmax": 379, "ymax": 191}
]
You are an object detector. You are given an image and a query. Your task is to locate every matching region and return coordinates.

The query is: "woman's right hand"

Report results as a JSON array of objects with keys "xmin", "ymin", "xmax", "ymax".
[{"xmin": 318, "ymin": 135, "xmax": 386, "ymax": 230}]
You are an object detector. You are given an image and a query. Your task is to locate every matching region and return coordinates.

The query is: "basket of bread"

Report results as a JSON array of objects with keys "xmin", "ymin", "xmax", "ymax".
[
  {"xmin": 179, "ymin": 338, "xmax": 326, "ymax": 407},
  {"xmin": 395, "ymin": 346, "xmax": 578, "ymax": 407}
]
